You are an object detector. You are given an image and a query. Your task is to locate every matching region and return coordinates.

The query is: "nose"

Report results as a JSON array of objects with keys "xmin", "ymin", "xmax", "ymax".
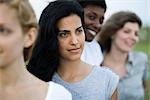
[
  {"xmin": 70, "ymin": 34, "xmax": 79, "ymax": 45},
  {"xmin": 93, "ymin": 21, "xmax": 102, "ymax": 32}
]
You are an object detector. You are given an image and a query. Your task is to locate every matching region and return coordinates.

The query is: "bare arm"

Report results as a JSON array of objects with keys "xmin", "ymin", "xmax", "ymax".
[
  {"xmin": 143, "ymin": 80, "xmax": 149, "ymax": 92},
  {"xmin": 110, "ymin": 89, "xmax": 118, "ymax": 100}
]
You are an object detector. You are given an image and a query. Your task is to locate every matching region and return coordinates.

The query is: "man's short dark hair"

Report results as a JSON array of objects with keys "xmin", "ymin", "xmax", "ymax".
[{"xmin": 76, "ymin": 0, "xmax": 107, "ymax": 12}]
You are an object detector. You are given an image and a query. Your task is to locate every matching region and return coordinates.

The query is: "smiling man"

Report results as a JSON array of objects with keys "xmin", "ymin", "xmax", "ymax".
[
  {"xmin": 76, "ymin": 0, "xmax": 107, "ymax": 65},
  {"xmin": 77, "ymin": 0, "xmax": 107, "ymax": 41}
]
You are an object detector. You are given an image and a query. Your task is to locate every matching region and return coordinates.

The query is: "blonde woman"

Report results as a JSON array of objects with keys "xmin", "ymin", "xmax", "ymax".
[{"xmin": 0, "ymin": 0, "xmax": 71, "ymax": 100}]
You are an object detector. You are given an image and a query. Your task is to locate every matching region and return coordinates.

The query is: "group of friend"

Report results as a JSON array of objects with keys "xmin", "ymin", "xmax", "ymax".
[{"xmin": 0, "ymin": 0, "xmax": 148, "ymax": 100}]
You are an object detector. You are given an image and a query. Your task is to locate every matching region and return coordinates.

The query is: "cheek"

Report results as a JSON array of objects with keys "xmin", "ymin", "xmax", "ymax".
[
  {"xmin": 112, "ymin": 36, "xmax": 124, "ymax": 46},
  {"xmin": 80, "ymin": 34, "xmax": 85, "ymax": 43},
  {"xmin": 2, "ymin": 40, "xmax": 23, "ymax": 61},
  {"xmin": 79, "ymin": 36, "xmax": 85, "ymax": 52},
  {"xmin": 58, "ymin": 40, "xmax": 67, "ymax": 51},
  {"xmin": 135, "ymin": 37, "xmax": 139, "ymax": 42},
  {"xmin": 115, "ymin": 33, "xmax": 125, "ymax": 41},
  {"xmin": 58, "ymin": 41, "xmax": 68, "ymax": 57},
  {"xmin": 9, "ymin": 36, "xmax": 25, "ymax": 50},
  {"xmin": 10, "ymin": 40, "xmax": 24, "ymax": 54},
  {"xmin": 84, "ymin": 17, "xmax": 92, "ymax": 24}
]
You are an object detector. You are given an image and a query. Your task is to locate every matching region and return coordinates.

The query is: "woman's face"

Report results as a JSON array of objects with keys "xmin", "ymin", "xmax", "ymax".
[
  {"xmin": 57, "ymin": 14, "xmax": 85, "ymax": 62},
  {"xmin": 0, "ymin": 4, "xmax": 33, "ymax": 68},
  {"xmin": 111, "ymin": 22, "xmax": 139, "ymax": 53}
]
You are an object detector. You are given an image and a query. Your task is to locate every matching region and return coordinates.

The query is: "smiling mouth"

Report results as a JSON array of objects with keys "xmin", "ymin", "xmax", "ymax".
[
  {"xmin": 127, "ymin": 44, "xmax": 135, "ymax": 48},
  {"xmin": 125, "ymin": 41, "xmax": 136, "ymax": 47},
  {"xmin": 87, "ymin": 29, "xmax": 96, "ymax": 36}
]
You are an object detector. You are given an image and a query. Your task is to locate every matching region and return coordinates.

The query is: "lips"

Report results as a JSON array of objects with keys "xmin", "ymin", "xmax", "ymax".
[
  {"xmin": 125, "ymin": 40, "xmax": 136, "ymax": 48},
  {"xmin": 68, "ymin": 48, "xmax": 81, "ymax": 53},
  {"xmin": 126, "ymin": 44, "xmax": 135, "ymax": 49}
]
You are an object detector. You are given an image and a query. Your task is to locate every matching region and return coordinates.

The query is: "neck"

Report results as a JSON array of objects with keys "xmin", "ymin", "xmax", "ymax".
[
  {"xmin": 57, "ymin": 59, "xmax": 91, "ymax": 83},
  {"xmin": 103, "ymin": 47, "xmax": 129, "ymax": 78},
  {"xmin": 58, "ymin": 59, "xmax": 86, "ymax": 77},
  {"xmin": 107, "ymin": 47, "xmax": 128, "ymax": 64},
  {"xmin": 0, "ymin": 59, "xmax": 29, "ymax": 88},
  {"xmin": 59, "ymin": 59, "xmax": 82, "ymax": 72}
]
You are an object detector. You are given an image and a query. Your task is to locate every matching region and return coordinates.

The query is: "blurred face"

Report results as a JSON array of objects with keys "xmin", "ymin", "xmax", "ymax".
[
  {"xmin": 0, "ymin": 4, "xmax": 33, "ymax": 68},
  {"xmin": 57, "ymin": 14, "xmax": 85, "ymax": 61},
  {"xmin": 84, "ymin": 4, "xmax": 105, "ymax": 41},
  {"xmin": 111, "ymin": 22, "xmax": 139, "ymax": 53}
]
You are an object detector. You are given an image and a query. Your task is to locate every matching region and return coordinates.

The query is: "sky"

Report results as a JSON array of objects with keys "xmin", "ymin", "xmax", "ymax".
[
  {"xmin": 29, "ymin": 0, "xmax": 150, "ymax": 26},
  {"xmin": 105, "ymin": 0, "xmax": 150, "ymax": 26}
]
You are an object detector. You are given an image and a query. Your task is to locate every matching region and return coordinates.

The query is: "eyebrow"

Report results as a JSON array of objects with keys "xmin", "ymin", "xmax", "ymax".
[
  {"xmin": 76, "ymin": 26, "xmax": 83, "ymax": 30},
  {"xmin": 77, "ymin": 26, "xmax": 83, "ymax": 29},
  {"xmin": 59, "ymin": 26, "xmax": 83, "ymax": 32},
  {"xmin": 59, "ymin": 30, "xmax": 70, "ymax": 33}
]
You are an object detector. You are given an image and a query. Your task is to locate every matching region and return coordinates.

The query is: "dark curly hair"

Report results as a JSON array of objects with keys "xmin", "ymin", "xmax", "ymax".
[{"xmin": 76, "ymin": 0, "xmax": 107, "ymax": 12}]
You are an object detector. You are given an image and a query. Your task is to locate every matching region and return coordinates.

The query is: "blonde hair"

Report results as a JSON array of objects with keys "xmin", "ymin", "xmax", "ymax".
[{"xmin": 0, "ymin": 0, "xmax": 38, "ymax": 61}]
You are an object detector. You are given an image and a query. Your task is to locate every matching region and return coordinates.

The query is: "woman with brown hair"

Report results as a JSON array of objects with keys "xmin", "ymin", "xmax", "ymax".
[{"xmin": 97, "ymin": 11, "xmax": 149, "ymax": 100}]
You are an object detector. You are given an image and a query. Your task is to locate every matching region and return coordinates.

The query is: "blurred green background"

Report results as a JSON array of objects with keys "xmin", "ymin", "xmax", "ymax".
[{"xmin": 134, "ymin": 26, "xmax": 150, "ymax": 100}]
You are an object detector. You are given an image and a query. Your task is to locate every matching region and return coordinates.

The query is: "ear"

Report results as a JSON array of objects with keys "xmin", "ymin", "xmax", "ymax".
[{"xmin": 24, "ymin": 28, "xmax": 37, "ymax": 48}]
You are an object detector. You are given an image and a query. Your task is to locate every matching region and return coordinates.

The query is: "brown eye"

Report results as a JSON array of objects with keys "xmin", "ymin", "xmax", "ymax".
[
  {"xmin": 135, "ymin": 32, "xmax": 139, "ymax": 37},
  {"xmin": 77, "ymin": 29, "xmax": 83, "ymax": 34},
  {"xmin": 124, "ymin": 30, "xmax": 130, "ymax": 34},
  {"xmin": 76, "ymin": 27, "xmax": 84, "ymax": 35},
  {"xmin": 99, "ymin": 16, "xmax": 104, "ymax": 24},
  {"xmin": 58, "ymin": 32, "xmax": 69, "ymax": 38},
  {"xmin": 87, "ymin": 14, "xmax": 96, "ymax": 20}
]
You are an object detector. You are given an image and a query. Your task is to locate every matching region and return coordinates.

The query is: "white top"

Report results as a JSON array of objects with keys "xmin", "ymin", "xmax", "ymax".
[
  {"xmin": 45, "ymin": 81, "xmax": 72, "ymax": 100},
  {"xmin": 81, "ymin": 40, "xmax": 103, "ymax": 65}
]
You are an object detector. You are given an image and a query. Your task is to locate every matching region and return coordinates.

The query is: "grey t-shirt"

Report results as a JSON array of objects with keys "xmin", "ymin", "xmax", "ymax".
[{"xmin": 52, "ymin": 66, "xmax": 119, "ymax": 100}]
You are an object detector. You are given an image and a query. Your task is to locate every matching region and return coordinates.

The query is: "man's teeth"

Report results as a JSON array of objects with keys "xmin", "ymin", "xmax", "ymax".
[{"xmin": 88, "ymin": 29, "xmax": 96, "ymax": 36}]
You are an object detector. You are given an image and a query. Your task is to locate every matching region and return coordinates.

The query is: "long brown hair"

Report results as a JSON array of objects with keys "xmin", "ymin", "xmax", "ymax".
[{"xmin": 97, "ymin": 11, "xmax": 142, "ymax": 52}]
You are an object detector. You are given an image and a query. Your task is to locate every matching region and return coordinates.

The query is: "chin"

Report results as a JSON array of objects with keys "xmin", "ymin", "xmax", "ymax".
[
  {"xmin": 120, "ymin": 46, "xmax": 132, "ymax": 52},
  {"xmin": 69, "ymin": 55, "xmax": 81, "ymax": 61},
  {"xmin": 121, "ymin": 49, "xmax": 131, "ymax": 53}
]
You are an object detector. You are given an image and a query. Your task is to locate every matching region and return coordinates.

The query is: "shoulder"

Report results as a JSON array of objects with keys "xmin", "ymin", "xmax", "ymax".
[
  {"xmin": 131, "ymin": 51, "xmax": 147, "ymax": 59},
  {"xmin": 97, "ymin": 66, "xmax": 119, "ymax": 96},
  {"xmin": 92, "ymin": 66, "xmax": 119, "ymax": 97},
  {"xmin": 94, "ymin": 66, "xmax": 117, "ymax": 75},
  {"xmin": 93, "ymin": 66, "xmax": 119, "ymax": 81},
  {"xmin": 48, "ymin": 81, "xmax": 71, "ymax": 95},
  {"xmin": 81, "ymin": 40, "xmax": 103, "ymax": 65},
  {"xmin": 45, "ymin": 81, "xmax": 72, "ymax": 100},
  {"xmin": 129, "ymin": 51, "xmax": 148, "ymax": 62},
  {"xmin": 84, "ymin": 40, "xmax": 100, "ymax": 49}
]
